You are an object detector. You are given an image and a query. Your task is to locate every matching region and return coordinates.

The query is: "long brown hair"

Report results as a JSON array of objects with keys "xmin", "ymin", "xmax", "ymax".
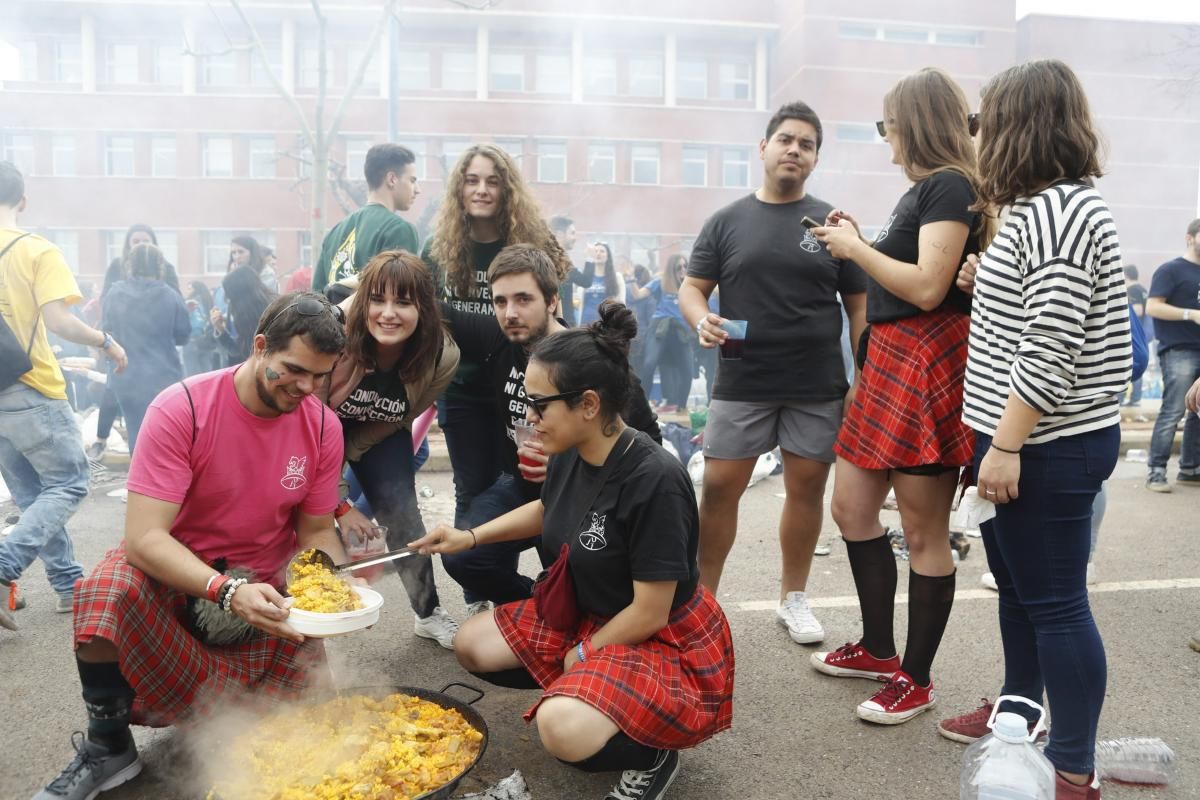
[
  {"xmin": 344, "ymin": 250, "xmax": 443, "ymax": 383},
  {"xmin": 883, "ymin": 67, "xmax": 978, "ymax": 189},
  {"xmin": 974, "ymin": 59, "xmax": 1104, "ymax": 210},
  {"xmin": 662, "ymin": 254, "xmax": 687, "ymax": 294},
  {"xmin": 430, "ymin": 144, "xmax": 570, "ymax": 298}
]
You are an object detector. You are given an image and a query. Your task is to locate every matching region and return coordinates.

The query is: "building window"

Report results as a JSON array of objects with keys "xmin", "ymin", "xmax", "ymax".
[
  {"xmin": 396, "ymin": 48, "xmax": 430, "ymax": 90},
  {"xmin": 537, "ymin": 141, "xmax": 567, "ymax": 183},
  {"xmin": 489, "ymin": 51, "xmax": 525, "ymax": 92},
  {"xmin": 718, "ymin": 60, "xmax": 751, "ymax": 101},
  {"xmin": 343, "ymin": 137, "xmax": 372, "ymax": 182},
  {"xmin": 836, "ymin": 122, "xmax": 881, "ymax": 143},
  {"xmin": 682, "ymin": 145, "xmax": 708, "ymax": 187},
  {"xmin": 251, "ymin": 41, "xmax": 283, "ymax": 88},
  {"xmin": 534, "ymin": 53, "xmax": 570, "ymax": 94},
  {"xmin": 151, "ymin": 136, "xmax": 176, "ymax": 177},
  {"xmin": 396, "ymin": 137, "xmax": 426, "ymax": 179},
  {"xmin": 16, "ymin": 41, "xmax": 39, "ymax": 81},
  {"xmin": 105, "ymin": 42, "xmax": 139, "ymax": 84},
  {"xmin": 298, "ymin": 46, "xmax": 338, "ymax": 88},
  {"xmin": 51, "ymin": 135, "xmax": 76, "ymax": 176},
  {"xmin": 630, "ymin": 144, "xmax": 660, "ymax": 185},
  {"xmin": 105, "ymin": 230, "xmax": 126, "ymax": 266},
  {"xmin": 721, "ymin": 147, "xmax": 751, "ymax": 188},
  {"xmin": 630, "ymin": 236, "xmax": 657, "ymax": 269},
  {"xmin": 935, "ymin": 30, "xmax": 982, "ymax": 47},
  {"xmin": 155, "ymin": 231, "xmax": 179, "ymax": 266},
  {"xmin": 676, "ymin": 58, "xmax": 707, "ymax": 100},
  {"xmin": 250, "ymin": 137, "xmax": 277, "ymax": 179},
  {"xmin": 105, "ymin": 136, "xmax": 135, "ymax": 177},
  {"xmin": 494, "ymin": 138, "xmax": 524, "ymax": 162},
  {"xmin": 838, "ymin": 22, "xmax": 878, "ymax": 40},
  {"xmin": 53, "ymin": 39, "xmax": 81, "ymax": 83},
  {"xmin": 155, "ymin": 45, "xmax": 182, "ymax": 86},
  {"xmin": 584, "ymin": 55, "xmax": 617, "ymax": 96},
  {"xmin": 359, "ymin": 49, "xmax": 381, "ymax": 92},
  {"xmin": 202, "ymin": 231, "xmax": 234, "ymax": 275},
  {"xmin": 44, "ymin": 231, "xmax": 79, "ymax": 271},
  {"xmin": 882, "ymin": 27, "xmax": 932, "ymax": 44},
  {"xmin": 202, "ymin": 51, "xmax": 236, "ymax": 87},
  {"xmin": 441, "ymin": 50, "xmax": 476, "ymax": 91},
  {"xmin": 838, "ymin": 21, "xmax": 981, "ymax": 47},
  {"xmin": 2, "ymin": 135, "xmax": 34, "ymax": 175},
  {"xmin": 203, "ymin": 137, "xmax": 233, "ymax": 177},
  {"xmin": 299, "ymin": 231, "xmax": 313, "ymax": 269},
  {"xmin": 587, "ymin": 143, "xmax": 615, "ymax": 183},
  {"xmin": 441, "ymin": 138, "xmax": 471, "ymax": 170},
  {"xmin": 628, "ymin": 56, "xmax": 663, "ymax": 98}
]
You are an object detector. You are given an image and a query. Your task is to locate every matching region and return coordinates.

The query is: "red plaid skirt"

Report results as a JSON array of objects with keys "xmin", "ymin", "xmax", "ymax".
[
  {"xmin": 74, "ymin": 548, "xmax": 326, "ymax": 727},
  {"xmin": 493, "ymin": 587, "xmax": 735, "ymax": 750},
  {"xmin": 835, "ymin": 309, "xmax": 974, "ymax": 471}
]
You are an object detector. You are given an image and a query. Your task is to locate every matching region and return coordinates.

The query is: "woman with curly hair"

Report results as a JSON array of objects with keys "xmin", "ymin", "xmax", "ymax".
[{"xmin": 422, "ymin": 144, "xmax": 571, "ymax": 540}]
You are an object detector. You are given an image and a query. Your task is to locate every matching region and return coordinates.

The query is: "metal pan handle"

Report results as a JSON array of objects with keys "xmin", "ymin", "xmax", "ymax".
[{"xmin": 439, "ymin": 682, "xmax": 485, "ymax": 705}]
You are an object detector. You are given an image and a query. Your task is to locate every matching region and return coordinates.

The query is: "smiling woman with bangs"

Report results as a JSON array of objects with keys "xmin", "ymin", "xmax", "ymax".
[{"xmin": 324, "ymin": 250, "xmax": 463, "ymax": 648}]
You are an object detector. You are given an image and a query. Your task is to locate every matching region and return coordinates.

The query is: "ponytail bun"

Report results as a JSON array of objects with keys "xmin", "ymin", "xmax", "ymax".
[{"xmin": 589, "ymin": 300, "xmax": 637, "ymax": 359}]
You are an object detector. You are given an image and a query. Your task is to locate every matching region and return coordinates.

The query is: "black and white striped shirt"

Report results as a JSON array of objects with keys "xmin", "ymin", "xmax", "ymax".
[{"xmin": 962, "ymin": 183, "xmax": 1132, "ymax": 443}]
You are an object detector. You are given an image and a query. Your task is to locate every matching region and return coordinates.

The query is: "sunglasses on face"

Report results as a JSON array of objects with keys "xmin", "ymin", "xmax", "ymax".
[
  {"xmin": 525, "ymin": 388, "xmax": 592, "ymax": 419},
  {"xmin": 875, "ymin": 113, "xmax": 980, "ymax": 139}
]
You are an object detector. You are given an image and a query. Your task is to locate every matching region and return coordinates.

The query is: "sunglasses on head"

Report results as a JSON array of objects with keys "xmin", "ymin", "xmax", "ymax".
[
  {"xmin": 875, "ymin": 113, "xmax": 980, "ymax": 139},
  {"xmin": 262, "ymin": 295, "xmax": 343, "ymax": 336},
  {"xmin": 525, "ymin": 388, "xmax": 592, "ymax": 418}
]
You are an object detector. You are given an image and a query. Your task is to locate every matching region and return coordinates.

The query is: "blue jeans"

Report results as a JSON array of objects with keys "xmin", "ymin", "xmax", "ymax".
[
  {"xmin": 641, "ymin": 324, "xmax": 693, "ymax": 408},
  {"xmin": 0, "ymin": 383, "xmax": 88, "ymax": 596},
  {"xmin": 344, "ymin": 436, "xmax": 430, "ymax": 517},
  {"xmin": 442, "ymin": 474, "xmax": 542, "ymax": 605},
  {"xmin": 440, "ymin": 395, "xmax": 504, "ymax": 527},
  {"xmin": 977, "ymin": 425, "xmax": 1118, "ymax": 775},
  {"xmin": 344, "ymin": 424, "xmax": 439, "ymax": 618},
  {"xmin": 1148, "ymin": 348, "xmax": 1200, "ymax": 474}
]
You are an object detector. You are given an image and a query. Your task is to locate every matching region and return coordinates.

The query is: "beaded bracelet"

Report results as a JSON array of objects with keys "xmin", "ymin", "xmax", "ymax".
[
  {"xmin": 219, "ymin": 578, "xmax": 248, "ymax": 615},
  {"xmin": 576, "ymin": 641, "xmax": 588, "ymax": 663}
]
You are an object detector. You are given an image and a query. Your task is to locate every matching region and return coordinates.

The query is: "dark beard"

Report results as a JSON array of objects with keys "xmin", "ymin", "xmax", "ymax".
[{"xmin": 254, "ymin": 368, "xmax": 286, "ymax": 413}]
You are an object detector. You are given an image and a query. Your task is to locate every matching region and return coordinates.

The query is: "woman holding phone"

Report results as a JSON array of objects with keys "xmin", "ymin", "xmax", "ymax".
[
  {"xmin": 809, "ymin": 68, "xmax": 979, "ymax": 725},
  {"xmin": 413, "ymin": 301, "xmax": 733, "ymax": 800}
]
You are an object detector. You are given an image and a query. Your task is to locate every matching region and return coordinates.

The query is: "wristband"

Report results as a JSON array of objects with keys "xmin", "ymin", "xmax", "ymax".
[
  {"xmin": 467, "ymin": 528, "xmax": 478, "ymax": 549},
  {"xmin": 205, "ymin": 573, "xmax": 230, "ymax": 603},
  {"xmin": 1185, "ymin": 310, "xmax": 1192, "ymax": 322},
  {"xmin": 100, "ymin": 332, "xmax": 114, "ymax": 350},
  {"xmin": 334, "ymin": 499, "xmax": 353, "ymax": 519},
  {"xmin": 991, "ymin": 443, "xmax": 1021, "ymax": 455}
]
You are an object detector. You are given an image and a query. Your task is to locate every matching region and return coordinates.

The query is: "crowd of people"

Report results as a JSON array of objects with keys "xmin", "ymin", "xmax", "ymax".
[{"xmin": 0, "ymin": 56, "xmax": 1194, "ymax": 800}]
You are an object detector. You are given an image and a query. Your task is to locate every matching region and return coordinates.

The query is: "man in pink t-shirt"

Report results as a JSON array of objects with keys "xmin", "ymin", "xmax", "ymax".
[{"xmin": 34, "ymin": 293, "xmax": 349, "ymax": 800}]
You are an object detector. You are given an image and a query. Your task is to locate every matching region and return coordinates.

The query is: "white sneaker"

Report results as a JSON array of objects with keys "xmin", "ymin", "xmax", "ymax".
[
  {"xmin": 981, "ymin": 572, "xmax": 998, "ymax": 591},
  {"xmin": 464, "ymin": 600, "xmax": 493, "ymax": 618},
  {"xmin": 776, "ymin": 591, "xmax": 824, "ymax": 644},
  {"xmin": 414, "ymin": 607, "xmax": 459, "ymax": 649}
]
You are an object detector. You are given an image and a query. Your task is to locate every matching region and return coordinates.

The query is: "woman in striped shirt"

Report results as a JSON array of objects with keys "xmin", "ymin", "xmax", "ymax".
[{"xmin": 941, "ymin": 60, "xmax": 1131, "ymax": 799}]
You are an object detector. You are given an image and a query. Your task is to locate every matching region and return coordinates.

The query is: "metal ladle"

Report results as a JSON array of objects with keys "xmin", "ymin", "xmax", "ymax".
[{"xmin": 285, "ymin": 546, "xmax": 416, "ymax": 592}]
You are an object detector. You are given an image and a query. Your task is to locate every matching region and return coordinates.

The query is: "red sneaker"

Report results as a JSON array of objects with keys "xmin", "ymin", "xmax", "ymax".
[
  {"xmin": 938, "ymin": 698, "xmax": 1050, "ymax": 744},
  {"xmin": 810, "ymin": 641, "xmax": 900, "ymax": 681},
  {"xmin": 1055, "ymin": 771, "xmax": 1101, "ymax": 799},
  {"xmin": 856, "ymin": 670, "xmax": 935, "ymax": 725}
]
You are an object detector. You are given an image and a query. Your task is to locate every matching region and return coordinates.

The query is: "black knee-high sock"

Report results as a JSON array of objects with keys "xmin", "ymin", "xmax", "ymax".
[
  {"xmin": 469, "ymin": 667, "xmax": 541, "ymax": 690},
  {"xmin": 77, "ymin": 658, "xmax": 134, "ymax": 750},
  {"xmin": 900, "ymin": 568, "xmax": 956, "ymax": 686},
  {"xmin": 562, "ymin": 732, "xmax": 661, "ymax": 773},
  {"xmin": 844, "ymin": 535, "xmax": 898, "ymax": 658}
]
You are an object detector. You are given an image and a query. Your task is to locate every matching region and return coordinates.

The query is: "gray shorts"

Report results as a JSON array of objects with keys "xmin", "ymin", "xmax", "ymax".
[{"xmin": 704, "ymin": 399, "xmax": 843, "ymax": 463}]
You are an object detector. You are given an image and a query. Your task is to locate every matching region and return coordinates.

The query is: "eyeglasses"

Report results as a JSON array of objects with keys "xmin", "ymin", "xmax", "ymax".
[
  {"xmin": 875, "ymin": 113, "xmax": 980, "ymax": 139},
  {"xmin": 261, "ymin": 294, "xmax": 342, "ymax": 336},
  {"xmin": 525, "ymin": 388, "xmax": 592, "ymax": 419}
]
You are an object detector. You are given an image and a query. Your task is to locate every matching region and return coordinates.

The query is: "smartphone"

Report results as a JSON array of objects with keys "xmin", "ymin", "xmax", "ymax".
[{"xmin": 801, "ymin": 216, "xmax": 823, "ymax": 230}]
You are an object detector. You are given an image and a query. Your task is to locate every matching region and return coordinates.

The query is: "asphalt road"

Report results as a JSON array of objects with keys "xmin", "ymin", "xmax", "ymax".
[{"xmin": 1, "ymin": 458, "xmax": 1195, "ymax": 799}]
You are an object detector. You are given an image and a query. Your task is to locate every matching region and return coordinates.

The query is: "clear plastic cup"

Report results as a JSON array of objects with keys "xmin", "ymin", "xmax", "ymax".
[
  {"xmin": 514, "ymin": 419, "xmax": 542, "ymax": 474},
  {"xmin": 343, "ymin": 524, "xmax": 388, "ymax": 583},
  {"xmin": 719, "ymin": 319, "xmax": 748, "ymax": 360}
]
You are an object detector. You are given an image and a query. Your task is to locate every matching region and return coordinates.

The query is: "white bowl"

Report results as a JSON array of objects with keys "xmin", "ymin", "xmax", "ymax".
[{"xmin": 286, "ymin": 586, "xmax": 384, "ymax": 638}]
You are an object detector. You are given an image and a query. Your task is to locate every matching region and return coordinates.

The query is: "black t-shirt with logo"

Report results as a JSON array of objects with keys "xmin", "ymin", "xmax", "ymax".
[
  {"xmin": 1148, "ymin": 257, "xmax": 1200, "ymax": 354},
  {"xmin": 443, "ymin": 306, "xmax": 662, "ymax": 502},
  {"xmin": 689, "ymin": 193, "xmax": 868, "ymax": 402},
  {"xmin": 335, "ymin": 367, "xmax": 409, "ymax": 423},
  {"xmin": 868, "ymin": 171, "xmax": 978, "ymax": 323},
  {"xmin": 540, "ymin": 431, "xmax": 699, "ymax": 618}
]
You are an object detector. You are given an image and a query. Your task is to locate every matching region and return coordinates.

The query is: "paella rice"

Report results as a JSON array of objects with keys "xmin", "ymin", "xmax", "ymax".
[
  {"xmin": 208, "ymin": 693, "xmax": 484, "ymax": 800},
  {"xmin": 289, "ymin": 549, "xmax": 365, "ymax": 613}
]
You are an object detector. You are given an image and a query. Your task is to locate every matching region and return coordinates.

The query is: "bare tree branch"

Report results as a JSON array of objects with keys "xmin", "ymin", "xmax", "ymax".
[
  {"xmin": 227, "ymin": 0, "xmax": 316, "ymax": 149},
  {"xmin": 324, "ymin": 0, "xmax": 398, "ymax": 145}
]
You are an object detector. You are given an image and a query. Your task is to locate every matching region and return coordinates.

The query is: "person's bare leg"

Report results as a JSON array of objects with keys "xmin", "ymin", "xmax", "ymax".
[
  {"xmin": 778, "ymin": 450, "xmax": 833, "ymax": 600},
  {"xmin": 453, "ymin": 610, "xmax": 522, "ymax": 673},
  {"xmin": 77, "ymin": 637, "xmax": 119, "ymax": 663},
  {"xmin": 892, "ymin": 471, "xmax": 958, "ymax": 577},
  {"xmin": 830, "ymin": 457, "xmax": 892, "ymax": 544},
  {"xmin": 698, "ymin": 456, "xmax": 758, "ymax": 593},
  {"xmin": 536, "ymin": 696, "xmax": 622, "ymax": 762}
]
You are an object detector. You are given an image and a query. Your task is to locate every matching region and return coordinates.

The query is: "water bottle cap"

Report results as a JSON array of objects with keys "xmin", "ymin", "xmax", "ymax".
[{"xmin": 992, "ymin": 711, "xmax": 1031, "ymax": 743}]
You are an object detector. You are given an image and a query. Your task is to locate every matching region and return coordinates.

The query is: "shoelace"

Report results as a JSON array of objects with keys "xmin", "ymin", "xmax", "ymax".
[
  {"xmin": 872, "ymin": 676, "xmax": 914, "ymax": 709},
  {"xmin": 46, "ymin": 732, "xmax": 100, "ymax": 793},
  {"xmin": 829, "ymin": 642, "xmax": 861, "ymax": 661},
  {"xmin": 612, "ymin": 767, "xmax": 655, "ymax": 798}
]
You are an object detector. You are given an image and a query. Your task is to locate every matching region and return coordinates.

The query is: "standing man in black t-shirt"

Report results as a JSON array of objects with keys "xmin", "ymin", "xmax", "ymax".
[
  {"xmin": 550, "ymin": 215, "xmax": 596, "ymax": 327},
  {"xmin": 679, "ymin": 102, "xmax": 867, "ymax": 646},
  {"xmin": 1145, "ymin": 218, "xmax": 1200, "ymax": 492}
]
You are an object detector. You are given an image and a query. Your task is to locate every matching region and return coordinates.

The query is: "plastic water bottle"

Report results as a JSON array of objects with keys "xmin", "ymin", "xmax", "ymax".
[
  {"xmin": 961, "ymin": 696, "xmax": 1055, "ymax": 799},
  {"xmin": 1095, "ymin": 738, "xmax": 1175, "ymax": 785}
]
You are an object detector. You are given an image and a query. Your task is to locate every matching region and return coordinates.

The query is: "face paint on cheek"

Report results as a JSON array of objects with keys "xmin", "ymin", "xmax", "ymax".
[{"xmin": 264, "ymin": 366, "xmax": 281, "ymax": 381}]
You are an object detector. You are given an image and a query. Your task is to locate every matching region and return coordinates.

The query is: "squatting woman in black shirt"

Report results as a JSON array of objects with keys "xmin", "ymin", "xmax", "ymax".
[
  {"xmin": 414, "ymin": 301, "xmax": 734, "ymax": 800},
  {"xmin": 810, "ymin": 67, "xmax": 980, "ymax": 726}
]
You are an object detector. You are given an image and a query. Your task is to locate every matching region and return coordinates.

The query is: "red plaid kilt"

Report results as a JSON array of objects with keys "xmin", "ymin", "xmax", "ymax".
[
  {"xmin": 835, "ymin": 309, "xmax": 974, "ymax": 471},
  {"xmin": 73, "ymin": 548, "xmax": 326, "ymax": 727},
  {"xmin": 493, "ymin": 586, "xmax": 734, "ymax": 750}
]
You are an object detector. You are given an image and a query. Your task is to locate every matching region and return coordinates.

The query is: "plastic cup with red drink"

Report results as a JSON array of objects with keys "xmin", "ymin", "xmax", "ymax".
[
  {"xmin": 343, "ymin": 524, "xmax": 388, "ymax": 583},
  {"xmin": 719, "ymin": 319, "xmax": 748, "ymax": 360},
  {"xmin": 514, "ymin": 419, "xmax": 544, "ymax": 477}
]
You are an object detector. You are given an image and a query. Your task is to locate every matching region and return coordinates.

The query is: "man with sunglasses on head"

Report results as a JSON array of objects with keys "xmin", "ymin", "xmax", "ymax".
[
  {"xmin": 33, "ymin": 292, "xmax": 350, "ymax": 800},
  {"xmin": 438, "ymin": 244, "xmax": 660, "ymax": 610}
]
